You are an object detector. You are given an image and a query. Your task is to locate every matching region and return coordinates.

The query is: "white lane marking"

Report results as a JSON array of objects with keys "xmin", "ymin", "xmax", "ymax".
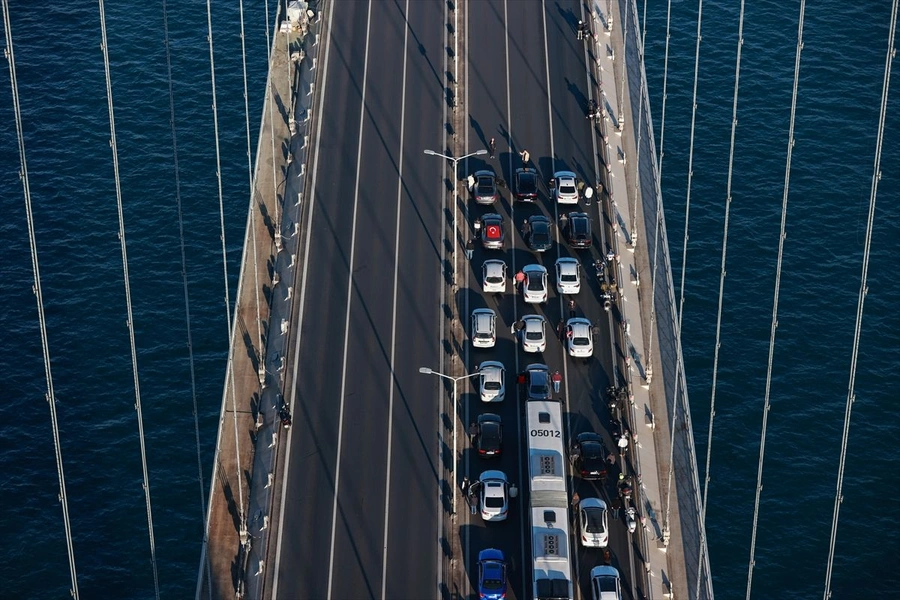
[
  {"xmin": 437, "ymin": 0, "xmax": 449, "ymax": 596},
  {"xmin": 380, "ymin": 0, "xmax": 410, "ymax": 597},
  {"xmin": 272, "ymin": 0, "xmax": 336, "ymax": 595},
  {"xmin": 326, "ymin": 2, "xmax": 374, "ymax": 598}
]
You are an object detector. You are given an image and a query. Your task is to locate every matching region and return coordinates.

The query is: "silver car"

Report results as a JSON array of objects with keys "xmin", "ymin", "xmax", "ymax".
[
  {"xmin": 518, "ymin": 314, "xmax": 547, "ymax": 354},
  {"xmin": 555, "ymin": 257, "xmax": 581, "ymax": 295},
  {"xmin": 578, "ymin": 497, "xmax": 609, "ymax": 548},
  {"xmin": 479, "ymin": 470, "xmax": 509, "ymax": 522},
  {"xmin": 478, "ymin": 360, "xmax": 506, "ymax": 402},
  {"xmin": 566, "ymin": 317, "xmax": 594, "ymax": 358},
  {"xmin": 521, "ymin": 264, "xmax": 548, "ymax": 304},
  {"xmin": 471, "ymin": 308, "xmax": 496, "ymax": 348},
  {"xmin": 553, "ymin": 170, "xmax": 579, "ymax": 204},
  {"xmin": 482, "ymin": 259, "xmax": 507, "ymax": 294},
  {"xmin": 590, "ymin": 565, "xmax": 622, "ymax": 600}
]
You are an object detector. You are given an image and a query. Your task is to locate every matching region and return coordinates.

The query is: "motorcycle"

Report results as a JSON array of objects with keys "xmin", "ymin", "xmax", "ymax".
[
  {"xmin": 626, "ymin": 506, "xmax": 637, "ymax": 533},
  {"xmin": 594, "ymin": 258, "xmax": 606, "ymax": 281}
]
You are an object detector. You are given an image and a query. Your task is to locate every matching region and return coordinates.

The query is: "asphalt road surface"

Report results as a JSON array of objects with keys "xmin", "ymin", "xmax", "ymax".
[{"xmin": 272, "ymin": 1, "xmax": 646, "ymax": 598}]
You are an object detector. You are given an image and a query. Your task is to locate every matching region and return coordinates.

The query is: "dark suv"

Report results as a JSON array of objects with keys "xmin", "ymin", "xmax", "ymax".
[
  {"xmin": 474, "ymin": 413, "xmax": 503, "ymax": 458},
  {"xmin": 514, "ymin": 167, "xmax": 538, "ymax": 201},
  {"xmin": 521, "ymin": 363, "xmax": 551, "ymax": 401},
  {"xmin": 571, "ymin": 432, "xmax": 608, "ymax": 480},
  {"xmin": 524, "ymin": 215, "xmax": 552, "ymax": 252},
  {"xmin": 564, "ymin": 212, "xmax": 592, "ymax": 249}
]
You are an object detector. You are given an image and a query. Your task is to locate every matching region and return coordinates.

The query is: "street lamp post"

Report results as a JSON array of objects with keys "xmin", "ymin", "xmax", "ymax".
[{"xmin": 419, "ymin": 366, "xmax": 481, "ymax": 516}]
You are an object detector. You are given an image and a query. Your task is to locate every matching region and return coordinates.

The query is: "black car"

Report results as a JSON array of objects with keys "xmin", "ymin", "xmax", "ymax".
[
  {"xmin": 473, "ymin": 170, "xmax": 499, "ymax": 205},
  {"xmin": 479, "ymin": 213, "xmax": 505, "ymax": 250},
  {"xmin": 475, "ymin": 413, "xmax": 503, "ymax": 457},
  {"xmin": 514, "ymin": 167, "xmax": 538, "ymax": 201},
  {"xmin": 520, "ymin": 363, "xmax": 551, "ymax": 401},
  {"xmin": 564, "ymin": 212, "xmax": 592, "ymax": 249},
  {"xmin": 524, "ymin": 215, "xmax": 552, "ymax": 252},
  {"xmin": 571, "ymin": 432, "xmax": 608, "ymax": 480}
]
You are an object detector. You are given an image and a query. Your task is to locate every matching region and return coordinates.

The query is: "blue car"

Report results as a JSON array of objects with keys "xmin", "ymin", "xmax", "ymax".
[{"xmin": 478, "ymin": 548, "xmax": 508, "ymax": 599}]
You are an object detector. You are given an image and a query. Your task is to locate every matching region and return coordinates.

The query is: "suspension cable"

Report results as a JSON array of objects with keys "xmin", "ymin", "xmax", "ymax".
[
  {"xmin": 204, "ymin": 0, "xmax": 247, "ymax": 554},
  {"xmin": 2, "ymin": 4, "xmax": 80, "ymax": 597},
  {"xmin": 823, "ymin": 2, "xmax": 896, "ymax": 596},
  {"xmin": 96, "ymin": 2, "xmax": 160, "ymax": 597},
  {"xmin": 238, "ymin": 0, "xmax": 264, "ymax": 379},
  {"xmin": 160, "ymin": 0, "xmax": 210, "ymax": 592}
]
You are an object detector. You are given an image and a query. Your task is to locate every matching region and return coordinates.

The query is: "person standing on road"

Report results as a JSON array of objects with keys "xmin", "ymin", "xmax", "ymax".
[
  {"xmin": 519, "ymin": 149, "xmax": 530, "ymax": 165},
  {"xmin": 514, "ymin": 270, "xmax": 525, "ymax": 290},
  {"xmin": 489, "ymin": 137, "xmax": 496, "ymax": 159},
  {"xmin": 465, "ymin": 238, "xmax": 475, "ymax": 260}
]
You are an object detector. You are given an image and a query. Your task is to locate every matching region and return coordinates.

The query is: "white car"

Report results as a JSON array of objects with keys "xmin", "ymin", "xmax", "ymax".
[
  {"xmin": 566, "ymin": 317, "xmax": 594, "ymax": 358},
  {"xmin": 478, "ymin": 361, "xmax": 506, "ymax": 403},
  {"xmin": 471, "ymin": 308, "xmax": 496, "ymax": 348},
  {"xmin": 517, "ymin": 314, "xmax": 547, "ymax": 354},
  {"xmin": 555, "ymin": 257, "xmax": 581, "ymax": 295},
  {"xmin": 578, "ymin": 498, "xmax": 609, "ymax": 548},
  {"xmin": 479, "ymin": 470, "xmax": 509, "ymax": 522},
  {"xmin": 482, "ymin": 259, "xmax": 507, "ymax": 294},
  {"xmin": 590, "ymin": 565, "xmax": 622, "ymax": 600},
  {"xmin": 521, "ymin": 264, "xmax": 548, "ymax": 304},
  {"xmin": 553, "ymin": 170, "xmax": 580, "ymax": 204}
]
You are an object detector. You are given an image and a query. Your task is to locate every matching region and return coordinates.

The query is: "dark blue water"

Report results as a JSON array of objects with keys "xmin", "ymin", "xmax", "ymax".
[
  {"xmin": 642, "ymin": 1, "xmax": 900, "ymax": 597},
  {"xmin": 1, "ymin": 1, "xmax": 897, "ymax": 598}
]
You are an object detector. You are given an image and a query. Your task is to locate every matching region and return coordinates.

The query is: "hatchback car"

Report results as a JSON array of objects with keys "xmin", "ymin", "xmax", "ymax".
[
  {"xmin": 578, "ymin": 497, "xmax": 609, "ymax": 548},
  {"xmin": 555, "ymin": 257, "xmax": 581, "ymax": 295},
  {"xmin": 471, "ymin": 308, "xmax": 496, "ymax": 348},
  {"xmin": 482, "ymin": 259, "xmax": 507, "ymax": 293},
  {"xmin": 478, "ymin": 548, "xmax": 508, "ymax": 600},
  {"xmin": 478, "ymin": 360, "xmax": 506, "ymax": 402},
  {"xmin": 590, "ymin": 565, "xmax": 621, "ymax": 600},
  {"xmin": 480, "ymin": 213, "xmax": 505, "ymax": 250},
  {"xmin": 473, "ymin": 170, "xmax": 499, "ymax": 205},
  {"xmin": 474, "ymin": 413, "xmax": 503, "ymax": 457},
  {"xmin": 479, "ymin": 470, "xmax": 509, "ymax": 522},
  {"xmin": 518, "ymin": 314, "xmax": 547, "ymax": 354},
  {"xmin": 522, "ymin": 363, "xmax": 551, "ymax": 401},
  {"xmin": 514, "ymin": 167, "xmax": 538, "ymax": 201},
  {"xmin": 572, "ymin": 432, "xmax": 608, "ymax": 480},
  {"xmin": 553, "ymin": 170, "xmax": 580, "ymax": 204},
  {"xmin": 524, "ymin": 215, "xmax": 553, "ymax": 252},
  {"xmin": 566, "ymin": 317, "xmax": 594, "ymax": 358},
  {"xmin": 564, "ymin": 212, "xmax": 592, "ymax": 248},
  {"xmin": 521, "ymin": 264, "xmax": 548, "ymax": 304}
]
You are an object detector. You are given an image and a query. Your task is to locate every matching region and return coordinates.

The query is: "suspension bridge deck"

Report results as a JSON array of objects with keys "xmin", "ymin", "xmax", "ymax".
[{"xmin": 198, "ymin": 1, "xmax": 711, "ymax": 599}]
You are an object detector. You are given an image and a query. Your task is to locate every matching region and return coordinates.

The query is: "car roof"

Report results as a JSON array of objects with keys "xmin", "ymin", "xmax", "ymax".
[{"xmin": 479, "ymin": 548, "xmax": 505, "ymax": 562}]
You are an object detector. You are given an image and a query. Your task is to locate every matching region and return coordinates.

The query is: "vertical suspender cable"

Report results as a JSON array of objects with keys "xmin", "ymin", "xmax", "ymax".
[
  {"xmin": 161, "ymin": 0, "xmax": 211, "ymax": 594},
  {"xmin": 97, "ymin": 2, "xmax": 160, "ymax": 597},
  {"xmin": 822, "ymin": 1, "xmax": 897, "ymax": 597},
  {"xmin": 2, "ymin": 4, "xmax": 80, "ymax": 597},
  {"xmin": 238, "ymin": 0, "xmax": 264, "ymax": 377},
  {"xmin": 746, "ymin": 2, "xmax": 807, "ymax": 598}
]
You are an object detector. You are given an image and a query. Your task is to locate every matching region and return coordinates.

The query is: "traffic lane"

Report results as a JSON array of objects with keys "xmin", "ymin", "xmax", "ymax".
[
  {"xmin": 327, "ymin": 2, "xmax": 411, "ymax": 597},
  {"xmin": 276, "ymin": 2, "xmax": 373, "ymax": 596},
  {"xmin": 381, "ymin": 1, "xmax": 447, "ymax": 597}
]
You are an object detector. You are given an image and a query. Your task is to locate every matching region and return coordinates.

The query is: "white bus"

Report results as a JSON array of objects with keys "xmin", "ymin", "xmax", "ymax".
[{"xmin": 525, "ymin": 397, "xmax": 574, "ymax": 600}]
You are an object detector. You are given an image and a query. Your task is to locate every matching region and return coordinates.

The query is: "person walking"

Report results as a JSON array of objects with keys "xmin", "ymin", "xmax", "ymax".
[
  {"xmin": 514, "ymin": 270, "xmax": 525, "ymax": 290},
  {"xmin": 519, "ymin": 149, "xmax": 530, "ymax": 165},
  {"xmin": 461, "ymin": 476, "xmax": 470, "ymax": 500},
  {"xmin": 465, "ymin": 238, "xmax": 475, "ymax": 260},
  {"xmin": 489, "ymin": 137, "xmax": 496, "ymax": 159}
]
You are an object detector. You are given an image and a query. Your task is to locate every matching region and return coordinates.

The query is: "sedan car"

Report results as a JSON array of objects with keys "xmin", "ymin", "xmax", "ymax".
[
  {"xmin": 480, "ymin": 213, "xmax": 505, "ymax": 250},
  {"xmin": 479, "ymin": 470, "xmax": 509, "ymax": 522},
  {"xmin": 474, "ymin": 413, "xmax": 503, "ymax": 457},
  {"xmin": 473, "ymin": 170, "xmax": 500, "ymax": 205},
  {"xmin": 471, "ymin": 308, "xmax": 496, "ymax": 348},
  {"xmin": 566, "ymin": 317, "xmax": 594, "ymax": 358},
  {"xmin": 522, "ymin": 363, "xmax": 551, "ymax": 401},
  {"xmin": 555, "ymin": 257, "xmax": 581, "ymax": 295},
  {"xmin": 590, "ymin": 565, "xmax": 621, "ymax": 600},
  {"xmin": 521, "ymin": 264, "xmax": 548, "ymax": 304},
  {"xmin": 553, "ymin": 170, "xmax": 580, "ymax": 204},
  {"xmin": 564, "ymin": 212, "xmax": 592, "ymax": 248},
  {"xmin": 478, "ymin": 548, "xmax": 508, "ymax": 600},
  {"xmin": 478, "ymin": 361, "xmax": 506, "ymax": 402},
  {"xmin": 514, "ymin": 167, "xmax": 538, "ymax": 201},
  {"xmin": 571, "ymin": 432, "xmax": 608, "ymax": 480},
  {"xmin": 524, "ymin": 214, "xmax": 552, "ymax": 252},
  {"xmin": 482, "ymin": 259, "xmax": 507, "ymax": 293},
  {"xmin": 517, "ymin": 314, "xmax": 547, "ymax": 354},
  {"xmin": 578, "ymin": 497, "xmax": 609, "ymax": 548}
]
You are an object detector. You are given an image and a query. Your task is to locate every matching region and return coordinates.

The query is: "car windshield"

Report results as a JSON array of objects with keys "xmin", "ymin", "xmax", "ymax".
[
  {"xmin": 481, "ymin": 424, "xmax": 500, "ymax": 443},
  {"xmin": 561, "ymin": 273, "xmax": 577, "ymax": 282},
  {"xmin": 477, "ymin": 178, "xmax": 494, "ymax": 194},
  {"xmin": 584, "ymin": 508, "xmax": 607, "ymax": 534},
  {"xmin": 484, "ymin": 381, "xmax": 501, "ymax": 391},
  {"xmin": 598, "ymin": 576, "xmax": 617, "ymax": 592},
  {"xmin": 573, "ymin": 337, "xmax": 589, "ymax": 346}
]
